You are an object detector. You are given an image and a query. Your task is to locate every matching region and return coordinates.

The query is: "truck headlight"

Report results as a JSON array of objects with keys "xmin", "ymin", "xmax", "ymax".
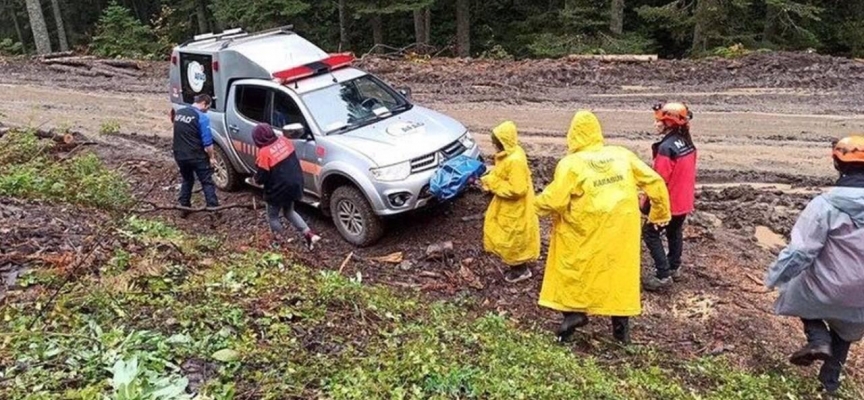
[
  {"xmin": 459, "ymin": 132, "xmax": 476, "ymax": 149},
  {"xmin": 371, "ymin": 161, "xmax": 411, "ymax": 182}
]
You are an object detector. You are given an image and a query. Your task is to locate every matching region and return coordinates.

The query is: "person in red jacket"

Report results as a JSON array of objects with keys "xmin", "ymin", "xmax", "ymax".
[
  {"xmin": 252, "ymin": 123, "xmax": 321, "ymax": 250},
  {"xmin": 642, "ymin": 102, "xmax": 697, "ymax": 291}
]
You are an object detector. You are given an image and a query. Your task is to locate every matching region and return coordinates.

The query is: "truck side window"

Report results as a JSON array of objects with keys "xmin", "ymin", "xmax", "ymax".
[
  {"xmin": 271, "ymin": 91, "xmax": 309, "ymax": 131},
  {"xmin": 236, "ymin": 85, "xmax": 269, "ymax": 123}
]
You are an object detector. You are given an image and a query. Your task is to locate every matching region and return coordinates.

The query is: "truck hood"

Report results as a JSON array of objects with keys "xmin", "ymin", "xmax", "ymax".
[{"xmin": 327, "ymin": 106, "xmax": 467, "ymax": 167}]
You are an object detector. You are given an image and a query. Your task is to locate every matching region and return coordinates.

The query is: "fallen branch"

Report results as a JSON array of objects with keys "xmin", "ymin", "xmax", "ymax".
[
  {"xmin": 338, "ymin": 252, "xmax": 354, "ymax": 274},
  {"xmin": 135, "ymin": 202, "xmax": 257, "ymax": 214}
]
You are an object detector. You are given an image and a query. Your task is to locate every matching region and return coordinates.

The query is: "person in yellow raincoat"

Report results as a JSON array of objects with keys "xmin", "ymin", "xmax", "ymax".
[
  {"xmin": 480, "ymin": 121, "xmax": 541, "ymax": 283},
  {"xmin": 535, "ymin": 110, "xmax": 671, "ymax": 343}
]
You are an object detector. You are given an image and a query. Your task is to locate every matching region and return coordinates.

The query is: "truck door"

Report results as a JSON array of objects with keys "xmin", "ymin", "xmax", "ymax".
[
  {"xmin": 271, "ymin": 90, "xmax": 319, "ymax": 198},
  {"xmin": 225, "ymin": 83, "xmax": 270, "ymax": 170}
]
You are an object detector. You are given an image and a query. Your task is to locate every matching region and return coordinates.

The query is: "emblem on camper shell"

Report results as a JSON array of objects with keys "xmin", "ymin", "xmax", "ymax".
[
  {"xmin": 386, "ymin": 121, "xmax": 425, "ymax": 136},
  {"xmin": 187, "ymin": 61, "xmax": 207, "ymax": 93}
]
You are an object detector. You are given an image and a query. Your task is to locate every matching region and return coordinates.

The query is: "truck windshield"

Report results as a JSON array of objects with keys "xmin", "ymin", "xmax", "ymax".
[{"xmin": 301, "ymin": 75, "xmax": 411, "ymax": 135}]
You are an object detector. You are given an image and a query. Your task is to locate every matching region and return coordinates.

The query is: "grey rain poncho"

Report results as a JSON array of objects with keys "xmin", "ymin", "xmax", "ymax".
[{"xmin": 765, "ymin": 174, "xmax": 864, "ymax": 342}]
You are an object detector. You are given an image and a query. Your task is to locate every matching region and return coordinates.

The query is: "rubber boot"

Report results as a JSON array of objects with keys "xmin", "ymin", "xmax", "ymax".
[
  {"xmin": 557, "ymin": 312, "xmax": 589, "ymax": 342},
  {"xmin": 612, "ymin": 317, "xmax": 630, "ymax": 344}
]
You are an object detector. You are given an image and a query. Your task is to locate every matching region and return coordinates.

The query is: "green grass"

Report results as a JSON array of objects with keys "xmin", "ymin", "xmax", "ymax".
[
  {"xmin": 1, "ymin": 218, "xmax": 829, "ymax": 400},
  {"xmin": 0, "ymin": 129, "xmax": 131, "ymax": 210}
]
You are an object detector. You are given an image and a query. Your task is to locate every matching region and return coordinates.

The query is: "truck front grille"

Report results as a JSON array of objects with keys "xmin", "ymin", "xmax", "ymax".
[{"xmin": 410, "ymin": 140, "xmax": 466, "ymax": 173}]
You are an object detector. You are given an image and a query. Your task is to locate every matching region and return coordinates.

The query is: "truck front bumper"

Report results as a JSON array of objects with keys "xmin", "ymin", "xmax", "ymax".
[{"xmin": 370, "ymin": 145, "xmax": 482, "ymax": 216}]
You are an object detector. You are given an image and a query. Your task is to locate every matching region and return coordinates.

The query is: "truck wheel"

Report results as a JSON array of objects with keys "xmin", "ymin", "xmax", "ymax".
[
  {"xmin": 330, "ymin": 185, "xmax": 385, "ymax": 247},
  {"xmin": 212, "ymin": 145, "xmax": 241, "ymax": 192}
]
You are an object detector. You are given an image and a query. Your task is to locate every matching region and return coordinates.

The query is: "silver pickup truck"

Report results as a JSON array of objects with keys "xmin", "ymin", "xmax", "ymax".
[{"xmin": 169, "ymin": 26, "xmax": 480, "ymax": 246}]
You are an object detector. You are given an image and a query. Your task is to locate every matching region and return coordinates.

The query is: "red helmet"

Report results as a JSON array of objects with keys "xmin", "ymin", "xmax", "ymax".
[
  {"xmin": 833, "ymin": 135, "xmax": 864, "ymax": 164},
  {"xmin": 653, "ymin": 102, "xmax": 692, "ymax": 127}
]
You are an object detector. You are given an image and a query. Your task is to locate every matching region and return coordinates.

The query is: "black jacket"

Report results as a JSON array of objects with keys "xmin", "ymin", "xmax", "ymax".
[
  {"xmin": 172, "ymin": 106, "xmax": 212, "ymax": 161},
  {"xmin": 254, "ymin": 137, "xmax": 304, "ymax": 205}
]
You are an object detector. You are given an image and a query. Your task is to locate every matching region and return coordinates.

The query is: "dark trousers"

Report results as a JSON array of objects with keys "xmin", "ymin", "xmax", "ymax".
[
  {"xmin": 643, "ymin": 215, "xmax": 687, "ymax": 279},
  {"xmin": 177, "ymin": 159, "xmax": 219, "ymax": 208},
  {"xmin": 802, "ymin": 319, "xmax": 852, "ymax": 392}
]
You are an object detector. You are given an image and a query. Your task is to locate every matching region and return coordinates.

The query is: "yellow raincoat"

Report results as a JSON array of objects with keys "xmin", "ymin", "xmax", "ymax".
[
  {"xmin": 480, "ymin": 121, "xmax": 541, "ymax": 266},
  {"xmin": 536, "ymin": 111, "xmax": 671, "ymax": 316}
]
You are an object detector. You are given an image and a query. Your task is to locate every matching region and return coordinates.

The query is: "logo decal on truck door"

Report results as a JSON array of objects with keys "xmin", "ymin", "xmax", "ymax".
[{"xmin": 187, "ymin": 61, "xmax": 207, "ymax": 93}]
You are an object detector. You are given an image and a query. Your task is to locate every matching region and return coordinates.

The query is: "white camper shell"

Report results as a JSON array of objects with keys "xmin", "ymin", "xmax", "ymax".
[{"xmin": 169, "ymin": 27, "xmax": 480, "ymax": 247}]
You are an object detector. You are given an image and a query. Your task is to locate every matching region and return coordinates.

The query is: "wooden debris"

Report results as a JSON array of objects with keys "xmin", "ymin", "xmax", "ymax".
[
  {"xmin": 38, "ymin": 50, "xmax": 76, "ymax": 60},
  {"xmin": 370, "ymin": 252, "xmax": 403, "ymax": 264},
  {"xmin": 100, "ymin": 59, "xmax": 141, "ymax": 70},
  {"xmin": 135, "ymin": 202, "xmax": 257, "ymax": 214},
  {"xmin": 425, "ymin": 241, "xmax": 454, "ymax": 260},
  {"xmin": 566, "ymin": 54, "xmax": 658, "ymax": 62},
  {"xmin": 460, "ymin": 213, "xmax": 484, "ymax": 222},
  {"xmin": 40, "ymin": 56, "xmax": 143, "ymax": 78},
  {"xmin": 458, "ymin": 264, "xmax": 485, "ymax": 290},
  {"xmin": 338, "ymin": 252, "xmax": 354, "ymax": 274}
]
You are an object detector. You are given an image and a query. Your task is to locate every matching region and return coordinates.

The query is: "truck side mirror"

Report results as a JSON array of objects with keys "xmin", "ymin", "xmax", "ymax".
[
  {"xmin": 282, "ymin": 123, "xmax": 307, "ymax": 140},
  {"xmin": 398, "ymin": 87, "xmax": 412, "ymax": 101}
]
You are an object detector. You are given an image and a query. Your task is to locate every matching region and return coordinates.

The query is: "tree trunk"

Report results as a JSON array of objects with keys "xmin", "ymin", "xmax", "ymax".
[
  {"xmin": 762, "ymin": 1, "xmax": 779, "ymax": 44},
  {"xmin": 196, "ymin": 0, "xmax": 210, "ymax": 34},
  {"xmin": 371, "ymin": 14, "xmax": 383, "ymax": 52},
  {"xmin": 50, "ymin": 0, "xmax": 68, "ymax": 51},
  {"xmin": 413, "ymin": 8, "xmax": 428, "ymax": 45},
  {"xmin": 24, "ymin": 0, "xmax": 52, "ymax": 54},
  {"xmin": 4, "ymin": 2, "xmax": 27, "ymax": 51},
  {"xmin": 456, "ymin": 0, "xmax": 470, "ymax": 57},
  {"xmin": 338, "ymin": 0, "xmax": 349, "ymax": 50},
  {"xmin": 610, "ymin": 0, "xmax": 624, "ymax": 36},
  {"xmin": 691, "ymin": 0, "xmax": 712, "ymax": 54},
  {"xmin": 423, "ymin": 7, "xmax": 431, "ymax": 44}
]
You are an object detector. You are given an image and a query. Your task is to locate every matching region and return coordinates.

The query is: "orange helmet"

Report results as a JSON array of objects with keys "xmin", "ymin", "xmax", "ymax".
[
  {"xmin": 833, "ymin": 135, "xmax": 864, "ymax": 163},
  {"xmin": 653, "ymin": 102, "xmax": 692, "ymax": 127}
]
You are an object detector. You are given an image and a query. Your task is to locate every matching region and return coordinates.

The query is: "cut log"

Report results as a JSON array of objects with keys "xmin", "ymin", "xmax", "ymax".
[
  {"xmin": 87, "ymin": 67, "xmax": 122, "ymax": 78},
  {"xmin": 566, "ymin": 54, "xmax": 658, "ymax": 62},
  {"xmin": 33, "ymin": 128, "xmax": 76, "ymax": 144},
  {"xmin": 38, "ymin": 50, "xmax": 75, "ymax": 60},
  {"xmin": 97, "ymin": 65, "xmax": 143, "ymax": 77},
  {"xmin": 41, "ymin": 56, "xmax": 97, "ymax": 67},
  {"xmin": 46, "ymin": 64, "xmax": 99, "ymax": 77},
  {"xmin": 99, "ymin": 59, "xmax": 141, "ymax": 70}
]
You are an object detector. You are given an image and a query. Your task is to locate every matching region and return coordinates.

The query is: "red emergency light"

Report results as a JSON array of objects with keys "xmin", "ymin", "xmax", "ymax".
[{"xmin": 272, "ymin": 52, "xmax": 355, "ymax": 84}]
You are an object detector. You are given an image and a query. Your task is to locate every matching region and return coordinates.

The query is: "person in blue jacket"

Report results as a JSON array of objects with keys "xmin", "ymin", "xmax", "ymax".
[{"xmin": 172, "ymin": 94, "xmax": 219, "ymax": 212}]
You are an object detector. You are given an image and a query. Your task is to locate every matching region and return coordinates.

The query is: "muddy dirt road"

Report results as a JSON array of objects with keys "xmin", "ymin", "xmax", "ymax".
[{"xmin": 2, "ymin": 52, "xmax": 864, "ymax": 180}]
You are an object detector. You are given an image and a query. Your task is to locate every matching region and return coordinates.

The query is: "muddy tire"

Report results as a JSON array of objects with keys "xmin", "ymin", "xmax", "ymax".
[
  {"xmin": 212, "ymin": 145, "xmax": 241, "ymax": 192},
  {"xmin": 330, "ymin": 185, "xmax": 385, "ymax": 247}
]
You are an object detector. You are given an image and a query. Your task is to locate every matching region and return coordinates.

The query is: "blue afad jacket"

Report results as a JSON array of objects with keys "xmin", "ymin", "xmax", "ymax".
[{"xmin": 172, "ymin": 106, "xmax": 212, "ymax": 161}]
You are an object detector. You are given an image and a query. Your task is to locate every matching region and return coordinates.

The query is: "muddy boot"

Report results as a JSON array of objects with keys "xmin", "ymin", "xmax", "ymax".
[
  {"xmin": 557, "ymin": 312, "xmax": 589, "ymax": 342},
  {"xmin": 643, "ymin": 276, "xmax": 673, "ymax": 292},
  {"xmin": 504, "ymin": 264, "xmax": 532, "ymax": 284},
  {"xmin": 670, "ymin": 268, "xmax": 683, "ymax": 281},
  {"xmin": 789, "ymin": 342, "xmax": 832, "ymax": 367},
  {"xmin": 304, "ymin": 231, "xmax": 322, "ymax": 251},
  {"xmin": 612, "ymin": 317, "xmax": 630, "ymax": 345}
]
